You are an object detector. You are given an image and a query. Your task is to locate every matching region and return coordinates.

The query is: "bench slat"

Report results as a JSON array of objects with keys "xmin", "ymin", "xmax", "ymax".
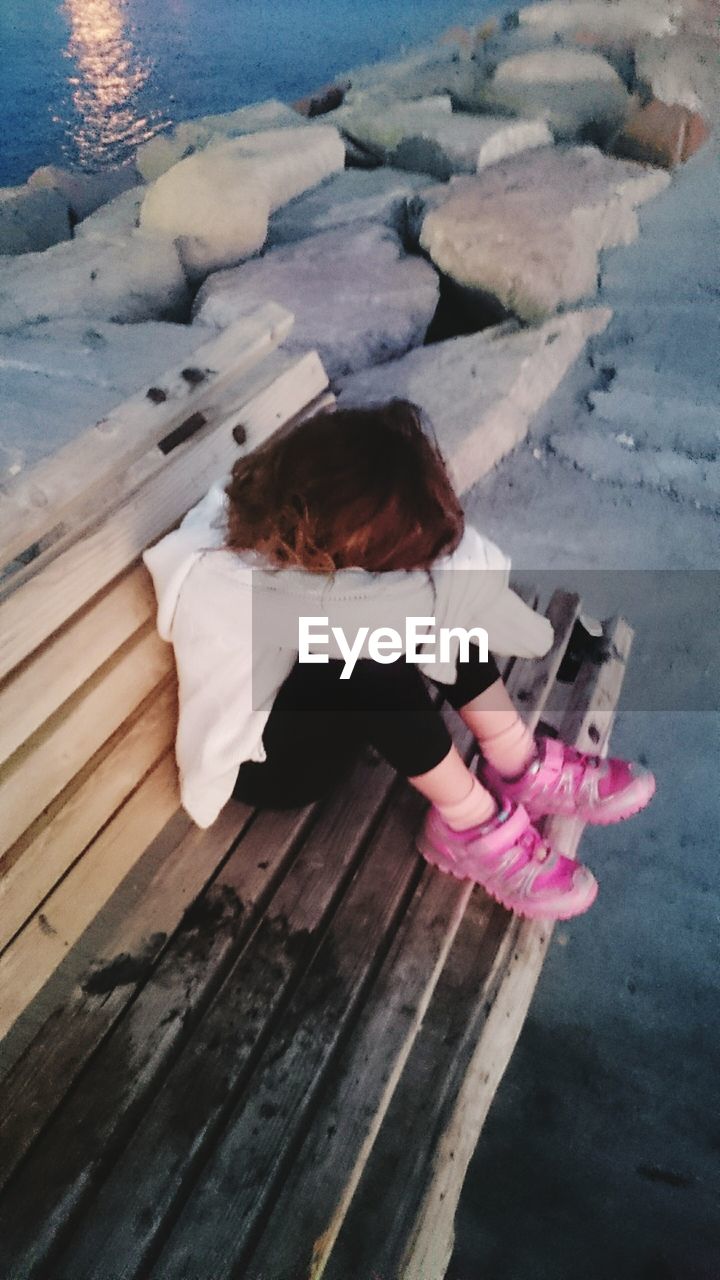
[
  {"xmin": 0, "ymin": 348, "xmax": 328, "ymax": 681},
  {"xmin": 0, "ymin": 753, "xmax": 179, "ymax": 1042},
  {"xmin": 0, "ymin": 680, "xmax": 176, "ymax": 955},
  {"xmin": 0, "ymin": 304, "xmax": 294, "ymax": 569},
  {"xmin": 0, "ymin": 624, "xmax": 172, "ymax": 858},
  {"xmin": 0, "ymin": 802, "xmax": 320, "ymax": 1270},
  {"xmin": 0, "ymin": 565, "xmax": 155, "ymax": 768}
]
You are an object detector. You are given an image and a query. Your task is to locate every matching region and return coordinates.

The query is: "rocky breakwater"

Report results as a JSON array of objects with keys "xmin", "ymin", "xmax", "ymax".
[{"xmin": 0, "ymin": 0, "xmax": 713, "ymax": 485}]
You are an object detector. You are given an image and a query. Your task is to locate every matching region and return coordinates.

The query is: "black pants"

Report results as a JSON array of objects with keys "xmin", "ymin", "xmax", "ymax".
[{"xmin": 233, "ymin": 652, "xmax": 502, "ymax": 809}]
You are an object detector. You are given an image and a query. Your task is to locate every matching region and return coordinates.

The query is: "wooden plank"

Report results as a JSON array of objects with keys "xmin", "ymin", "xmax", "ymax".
[
  {"xmin": 134, "ymin": 787, "xmax": 425, "ymax": 1280},
  {"xmin": 542, "ymin": 615, "xmax": 633, "ymax": 860},
  {"xmin": 0, "ymin": 624, "xmax": 172, "ymax": 858},
  {"xmin": 0, "ymin": 797, "xmax": 321, "ymax": 1271},
  {"xmin": 45, "ymin": 752, "xmax": 401, "ymax": 1280},
  {"xmin": 0, "ymin": 753, "xmax": 179, "ymax": 1042},
  {"xmin": 0, "ymin": 799, "xmax": 255, "ymax": 1187},
  {"xmin": 0, "ymin": 304, "xmax": 294, "ymax": 568},
  {"xmin": 0, "ymin": 349, "xmax": 328, "ymax": 681},
  {"xmin": 0, "ymin": 680, "xmax": 176, "ymax": 955},
  {"xmin": 246, "ymin": 886, "xmax": 513, "ymax": 1280},
  {"xmin": 0, "ymin": 565, "xmax": 155, "ymax": 768},
  {"xmin": 321, "ymin": 616, "xmax": 635, "ymax": 1280}
]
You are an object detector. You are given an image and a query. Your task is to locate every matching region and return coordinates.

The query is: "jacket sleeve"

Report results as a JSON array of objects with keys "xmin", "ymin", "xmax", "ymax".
[{"xmin": 434, "ymin": 524, "xmax": 554, "ymax": 666}]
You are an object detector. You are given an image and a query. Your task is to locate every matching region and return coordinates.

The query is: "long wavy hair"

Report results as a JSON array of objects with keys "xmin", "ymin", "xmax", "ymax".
[{"xmin": 224, "ymin": 399, "xmax": 464, "ymax": 573}]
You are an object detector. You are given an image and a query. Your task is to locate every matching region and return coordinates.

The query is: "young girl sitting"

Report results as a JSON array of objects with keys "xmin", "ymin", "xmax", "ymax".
[{"xmin": 144, "ymin": 399, "xmax": 654, "ymax": 922}]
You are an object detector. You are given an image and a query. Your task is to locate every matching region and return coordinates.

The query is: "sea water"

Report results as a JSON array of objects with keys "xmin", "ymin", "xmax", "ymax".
[{"xmin": 0, "ymin": 0, "xmax": 495, "ymax": 186}]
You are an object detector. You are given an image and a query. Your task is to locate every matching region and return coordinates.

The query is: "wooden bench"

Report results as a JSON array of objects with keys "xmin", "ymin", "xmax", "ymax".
[{"xmin": 0, "ymin": 307, "xmax": 633, "ymax": 1280}]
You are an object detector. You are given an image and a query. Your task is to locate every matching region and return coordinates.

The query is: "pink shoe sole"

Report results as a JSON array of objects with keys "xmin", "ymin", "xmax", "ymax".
[
  {"xmin": 417, "ymin": 803, "xmax": 598, "ymax": 922},
  {"xmin": 418, "ymin": 835, "xmax": 599, "ymax": 920}
]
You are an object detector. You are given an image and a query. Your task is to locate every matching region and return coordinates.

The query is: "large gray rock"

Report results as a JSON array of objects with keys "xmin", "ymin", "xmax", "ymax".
[
  {"xmin": 337, "ymin": 98, "xmax": 553, "ymax": 178},
  {"xmin": 266, "ymin": 167, "xmax": 438, "ymax": 248},
  {"xmin": 635, "ymin": 34, "xmax": 720, "ymax": 122},
  {"xmin": 0, "ymin": 231, "xmax": 189, "ymax": 332},
  {"xmin": 410, "ymin": 146, "xmax": 669, "ymax": 323},
  {"xmin": 135, "ymin": 99, "xmax": 304, "ymax": 181},
  {"xmin": 336, "ymin": 308, "xmax": 611, "ymax": 490},
  {"xmin": 517, "ymin": 2, "xmax": 677, "ymax": 41},
  {"xmin": 194, "ymin": 224, "xmax": 439, "ymax": 379},
  {"xmin": 0, "ymin": 185, "xmax": 71, "ymax": 255},
  {"xmin": 475, "ymin": 47, "xmax": 633, "ymax": 142},
  {"xmin": 338, "ymin": 44, "xmax": 475, "ymax": 107},
  {"xmin": 27, "ymin": 164, "xmax": 140, "ymax": 222},
  {"xmin": 74, "ymin": 186, "xmax": 145, "ymax": 241},
  {"xmin": 140, "ymin": 126, "xmax": 345, "ymax": 282},
  {"xmin": 0, "ymin": 318, "xmax": 204, "ymax": 477}
]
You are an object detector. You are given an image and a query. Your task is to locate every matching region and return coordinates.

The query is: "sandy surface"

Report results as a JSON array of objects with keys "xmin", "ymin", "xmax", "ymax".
[{"xmin": 451, "ymin": 139, "xmax": 720, "ymax": 1280}]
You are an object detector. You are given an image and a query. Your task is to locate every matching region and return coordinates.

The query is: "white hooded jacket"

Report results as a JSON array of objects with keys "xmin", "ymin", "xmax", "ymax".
[{"xmin": 143, "ymin": 482, "xmax": 553, "ymax": 828}]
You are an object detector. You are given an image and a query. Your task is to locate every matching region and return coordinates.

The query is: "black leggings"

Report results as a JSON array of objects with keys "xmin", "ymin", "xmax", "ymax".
[{"xmin": 233, "ymin": 651, "xmax": 502, "ymax": 809}]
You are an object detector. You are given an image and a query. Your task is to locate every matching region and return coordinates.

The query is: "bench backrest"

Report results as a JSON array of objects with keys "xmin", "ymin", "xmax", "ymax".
[{"xmin": 0, "ymin": 303, "xmax": 331, "ymax": 1039}]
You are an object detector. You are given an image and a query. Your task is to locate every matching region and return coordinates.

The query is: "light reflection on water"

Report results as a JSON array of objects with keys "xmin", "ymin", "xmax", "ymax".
[{"xmin": 60, "ymin": 0, "xmax": 161, "ymax": 168}]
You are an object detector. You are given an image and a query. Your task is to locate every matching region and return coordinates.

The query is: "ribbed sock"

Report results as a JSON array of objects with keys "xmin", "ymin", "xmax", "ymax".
[
  {"xmin": 436, "ymin": 776, "xmax": 497, "ymax": 831},
  {"xmin": 480, "ymin": 717, "xmax": 537, "ymax": 779}
]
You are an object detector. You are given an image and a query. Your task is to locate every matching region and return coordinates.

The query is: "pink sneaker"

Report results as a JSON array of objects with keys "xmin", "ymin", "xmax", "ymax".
[
  {"xmin": 417, "ymin": 801, "xmax": 598, "ymax": 921},
  {"xmin": 481, "ymin": 736, "xmax": 656, "ymax": 826}
]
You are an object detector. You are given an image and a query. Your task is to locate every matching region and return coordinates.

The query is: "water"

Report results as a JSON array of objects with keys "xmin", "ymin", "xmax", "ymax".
[{"xmin": 0, "ymin": 0, "xmax": 494, "ymax": 187}]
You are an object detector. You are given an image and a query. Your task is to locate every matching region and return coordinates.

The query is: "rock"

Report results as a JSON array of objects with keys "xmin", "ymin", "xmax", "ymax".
[
  {"xmin": 266, "ymin": 168, "xmax": 438, "ymax": 248},
  {"xmin": 409, "ymin": 146, "xmax": 669, "ymax": 323},
  {"xmin": 0, "ymin": 318, "xmax": 204, "ymax": 475},
  {"xmin": 0, "ymin": 232, "xmax": 189, "ymax": 332},
  {"xmin": 74, "ymin": 186, "xmax": 145, "ymax": 241},
  {"xmin": 0, "ymin": 184, "xmax": 72, "ymax": 255},
  {"xmin": 135, "ymin": 99, "xmax": 305, "ymax": 181},
  {"xmin": 27, "ymin": 164, "xmax": 140, "ymax": 222},
  {"xmin": 517, "ymin": 2, "xmax": 677, "ymax": 41},
  {"xmin": 337, "ymin": 98, "xmax": 553, "ymax": 178},
  {"xmin": 611, "ymin": 98, "xmax": 711, "ymax": 167},
  {"xmin": 475, "ymin": 47, "xmax": 633, "ymax": 143},
  {"xmin": 292, "ymin": 81, "xmax": 349, "ymax": 117},
  {"xmin": 193, "ymin": 224, "xmax": 439, "ymax": 380},
  {"xmin": 140, "ymin": 126, "xmax": 345, "ymax": 282},
  {"xmin": 338, "ymin": 45, "xmax": 476, "ymax": 108},
  {"xmin": 635, "ymin": 34, "xmax": 720, "ymax": 123},
  {"xmin": 336, "ymin": 308, "xmax": 611, "ymax": 490}
]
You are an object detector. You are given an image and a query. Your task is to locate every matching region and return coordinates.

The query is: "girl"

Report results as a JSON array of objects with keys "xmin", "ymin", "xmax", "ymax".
[{"xmin": 144, "ymin": 399, "xmax": 654, "ymax": 922}]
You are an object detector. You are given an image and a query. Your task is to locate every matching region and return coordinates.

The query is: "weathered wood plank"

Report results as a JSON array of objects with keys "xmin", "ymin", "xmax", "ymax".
[
  {"xmin": 0, "ymin": 679, "xmax": 176, "ymax": 954},
  {"xmin": 0, "ymin": 304, "xmax": 294, "ymax": 568},
  {"xmin": 0, "ymin": 799, "xmax": 254, "ymax": 1187},
  {"xmin": 0, "ymin": 624, "xmax": 172, "ymax": 858},
  {"xmin": 0, "ymin": 797, "xmax": 321, "ymax": 1273},
  {"xmin": 0, "ymin": 348, "xmax": 328, "ymax": 681},
  {"xmin": 48, "ymin": 752, "xmax": 400, "ymax": 1279},
  {"xmin": 0, "ymin": 565, "xmax": 155, "ymax": 768},
  {"xmin": 0, "ymin": 753, "xmax": 179, "ymax": 1041}
]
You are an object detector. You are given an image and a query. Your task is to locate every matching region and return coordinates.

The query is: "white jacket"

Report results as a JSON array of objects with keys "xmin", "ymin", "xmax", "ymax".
[{"xmin": 143, "ymin": 483, "xmax": 553, "ymax": 828}]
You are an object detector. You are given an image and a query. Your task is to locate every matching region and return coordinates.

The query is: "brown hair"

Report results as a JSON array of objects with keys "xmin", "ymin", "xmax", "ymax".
[{"xmin": 224, "ymin": 399, "xmax": 464, "ymax": 573}]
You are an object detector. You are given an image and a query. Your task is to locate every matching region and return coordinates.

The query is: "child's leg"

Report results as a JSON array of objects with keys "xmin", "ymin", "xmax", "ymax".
[
  {"xmin": 331, "ymin": 659, "xmax": 499, "ymax": 830},
  {"xmin": 440, "ymin": 653, "xmax": 536, "ymax": 779}
]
